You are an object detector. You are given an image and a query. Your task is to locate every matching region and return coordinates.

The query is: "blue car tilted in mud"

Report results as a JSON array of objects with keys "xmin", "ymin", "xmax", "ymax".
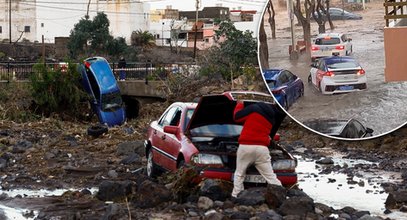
[{"xmin": 79, "ymin": 57, "xmax": 126, "ymax": 127}]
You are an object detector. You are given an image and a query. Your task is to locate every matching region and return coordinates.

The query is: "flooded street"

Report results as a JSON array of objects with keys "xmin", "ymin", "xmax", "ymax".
[{"xmin": 264, "ymin": 0, "xmax": 407, "ymax": 136}]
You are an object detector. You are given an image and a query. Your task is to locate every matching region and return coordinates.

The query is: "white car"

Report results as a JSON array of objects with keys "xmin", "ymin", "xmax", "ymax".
[
  {"xmin": 309, "ymin": 56, "xmax": 367, "ymax": 95},
  {"xmin": 311, "ymin": 33, "xmax": 353, "ymax": 61}
]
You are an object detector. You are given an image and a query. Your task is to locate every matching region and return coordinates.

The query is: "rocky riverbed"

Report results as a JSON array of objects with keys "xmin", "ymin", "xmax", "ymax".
[{"xmin": 0, "ymin": 114, "xmax": 407, "ymax": 219}]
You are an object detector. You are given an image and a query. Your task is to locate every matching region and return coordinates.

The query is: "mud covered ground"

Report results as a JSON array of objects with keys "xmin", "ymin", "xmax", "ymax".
[{"xmin": 0, "ymin": 101, "xmax": 407, "ymax": 219}]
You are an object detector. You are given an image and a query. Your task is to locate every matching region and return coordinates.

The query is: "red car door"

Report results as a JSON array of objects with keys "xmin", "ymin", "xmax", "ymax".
[{"xmin": 152, "ymin": 106, "xmax": 182, "ymax": 171}]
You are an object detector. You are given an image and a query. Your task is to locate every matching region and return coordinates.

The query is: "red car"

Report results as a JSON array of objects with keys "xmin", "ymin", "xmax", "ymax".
[{"xmin": 144, "ymin": 91, "xmax": 298, "ymax": 186}]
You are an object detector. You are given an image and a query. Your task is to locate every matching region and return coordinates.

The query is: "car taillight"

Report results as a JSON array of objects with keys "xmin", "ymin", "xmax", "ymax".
[
  {"xmin": 311, "ymin": 46, "xmax": 319, "ymax": 51},
  {"xmin": 335, "ymin": 45, "xmax": 345, "ymax": 50},
  {"xmin": 84, "ymin": 61, "xmax": 91, "ymax": 68},
  {"xmin": 357, "ymin": 69, "xmax": 365, "ymax": 75},
  {"xmin": 324, "ymin": 71, "xmax": 335, "ymax": 77}
]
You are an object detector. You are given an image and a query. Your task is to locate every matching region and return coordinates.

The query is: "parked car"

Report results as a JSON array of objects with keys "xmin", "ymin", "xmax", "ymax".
[
  {"xmin": 79, "ymin": 57, "xmax": 126, "ymax": 127},
  {"xmin": 312, "ymin": 8, "xmax": 363, "ymax": 20},
  {"xmin": 311, "ymin": 33, "xmax": 353, "ymax": 61},
  {"xmin": 144, "ymin": 91, "xmax": 298, "ymax": 186},
  {"xmin": 263, "ymin": 69, "xmax": 304, "ymax": 110},
  {"xmin": 309, "ymin": 56, "xmax": 367, "ymax": 94},
  {"xmin": 303, "ymin": 118, "xmax": 374, "ymax": 139}
]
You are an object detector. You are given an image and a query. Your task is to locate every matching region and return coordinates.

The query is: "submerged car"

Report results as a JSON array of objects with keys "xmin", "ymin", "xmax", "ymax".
[
  {"xmin": 311, "ymin": 33, "xmax": 353, "ymax": 61},
  {"xmin": 263, "ymin": 69, "xmax": 304, "ymax": 110},
  {"xmin": 309, "ymin": 56, "xmax": 367, "ymax": 94},
  {"xmin": 303, "ymin": 118, "xmax": 373, "ymax": 139},
  {"xmin": 79, "ymin": 57, "xmax": 126, "ymax": 127},
  {"xmin": 144, "ymin": 91, "xmax": 298, "ymax": 186},
  {"xmin": 313, "ymin": 8, "xmax": 363, "ymax": 20}
]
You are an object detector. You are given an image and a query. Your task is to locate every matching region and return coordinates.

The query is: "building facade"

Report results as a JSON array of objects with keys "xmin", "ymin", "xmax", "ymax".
[{"xmin": 0, "ymin": 0, "xmax": 37, "ymax": 43}]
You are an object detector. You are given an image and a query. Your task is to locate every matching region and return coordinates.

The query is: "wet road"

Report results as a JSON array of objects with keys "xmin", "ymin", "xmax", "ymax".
[{"xmin": 263, "ymin": 1, "xmax": 407, "ymax": 137}]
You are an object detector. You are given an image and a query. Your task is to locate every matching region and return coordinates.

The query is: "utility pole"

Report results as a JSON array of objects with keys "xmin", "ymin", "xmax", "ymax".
[
  {"xmin": 9, "ymin": 0, "xmax": 11, "ymax": 44},
  {"xmin": 193, "ymin": 0, "xmax": 199, "ymax": 60}
]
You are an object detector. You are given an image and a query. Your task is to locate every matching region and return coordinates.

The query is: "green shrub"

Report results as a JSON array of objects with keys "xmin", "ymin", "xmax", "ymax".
[{"xmin": 29, "ymin": 62, "xmax": 87, "ymax": 117}]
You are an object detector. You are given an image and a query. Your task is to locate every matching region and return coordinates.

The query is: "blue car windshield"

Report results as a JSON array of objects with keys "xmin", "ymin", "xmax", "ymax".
[{"xmin": 101, "ymin": 91, "xmax": 123, "ymax": 112}]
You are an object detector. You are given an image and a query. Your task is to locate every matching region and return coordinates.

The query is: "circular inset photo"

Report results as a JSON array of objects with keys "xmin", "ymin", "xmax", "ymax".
[{"xmin": 257, "ymin": 0, "xmax": 407, "ymax": 140}]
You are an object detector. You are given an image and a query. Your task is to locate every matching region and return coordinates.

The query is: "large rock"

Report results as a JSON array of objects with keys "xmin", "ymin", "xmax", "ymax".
[
  {"xmin": 197, "ymin": 196, "xmax": 214, "ymax": 210},
  {"xmin": 278, "ymin": 196, "xmax": 314, "ymax": 216},
  {"xmin": 116, "ymin": 141, "xmax": 145, "ymax": 157},
  {"xmin": 234, "ymin": 187, "xmax": 267, "ymax": 206},
  {"xmin": 96, "ymin": 181, "xmax": 134, "ymax": 202},
  {"xmin": 198, "ymin": 179, "xmax": 233, "ymax": 201},
  {"xmin": 265, "ymin": 184, "xmax": 287, "ymax": 208},
  {"xmin": 385, "ymin": 190, "xmax": 407, "ymax": 209},
  {"xmin": 132, "ymin": 179, "xmax": 172, "ymax": 208},
  {"xmin": 256, "ymin": 209, "xmax": 283, "ymax": 220}
]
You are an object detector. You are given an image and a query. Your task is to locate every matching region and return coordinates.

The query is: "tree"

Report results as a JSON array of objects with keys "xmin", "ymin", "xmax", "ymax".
[
  {"xmin": 130, "ymin": 30, "xmax": 155, "ymax": 49},
  {"xmin": 199, "ymin": 20, "xmax": 257, "ymax": 82},
  {"xmin": 259, "ymin": 19, "xmax": 269, "ymax": 70},
  {"xmin": 293, "ymin": 0, "xmax": 315, "ymax": 54},
  {"xmin": 68, "ymin": 12, "xmax": 127, "ymax": 58},
  {"xmin": 267, "ymin": 0, "xmax": 277, "ymax": 39}
]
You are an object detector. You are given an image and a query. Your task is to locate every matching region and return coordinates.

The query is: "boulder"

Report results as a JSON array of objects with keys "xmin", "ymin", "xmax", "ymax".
[
  {"xmin": 198, "ymin": 179, "xmax": 233, "ymax": 201},
  {"xmin": 234, "ymin": 187, "xmax": 267, "ymax": 206},
  {"xmin": 132, "ymin": 179, "xmax": 172, "ymax": 208},
  {"xmin": 278, "ymin": 196, "xmax": 314, "ymax": 216},
  {"xmin": 265, "ymin": 184, "xmax": 287, "ymax": 208},
  {"xmin": 197, "ymin": 196, "xmax": 214, "ymax": 210},
  {"xmin": 101, "ymin": 203, "xmax": 127, "ymax": 220},
  {"xmin": 96, "ymin": 181, "xmax": 134, "ymax": 201},
  {"xmin": 120, "ymin": 153, "xmax": 141, "ymax": 165},
  {"xmin": 117, "ymin": 141, "xmax": 145, "ymax": 157}
]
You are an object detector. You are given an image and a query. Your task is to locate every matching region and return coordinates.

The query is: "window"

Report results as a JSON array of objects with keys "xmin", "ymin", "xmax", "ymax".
[
  {"xmin": 24, "ymin": 26, "xmax": 30, "ymax": 33},
  {"xmin": 41, "ymin": 23, "xmax": 44, "ymax": 28},
  {"xmin": 0, "ymin": 26, "xmax": 2, "ymax": 33},
  {"xmin": 166, "ymin": 38, "xmax": 171, "ymax": 44},
  {"xmin": 159, "ymin": 107, "xmax": 179, "ymax": 127}
]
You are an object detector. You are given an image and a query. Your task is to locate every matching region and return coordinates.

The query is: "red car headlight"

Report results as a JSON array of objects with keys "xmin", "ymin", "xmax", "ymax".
[
  {"xmin": 191, "ymin": 153, "xmax": 224, "ymax": 166},
  {"xmin": 272, "ymin": 160, "xmax": 297, "ymax": 171}
]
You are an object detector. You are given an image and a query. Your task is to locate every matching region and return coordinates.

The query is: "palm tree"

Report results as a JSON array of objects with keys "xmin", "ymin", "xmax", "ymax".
[{"xmin": 131, "ymin": 30, "xmax": 155, "ymax": 48}]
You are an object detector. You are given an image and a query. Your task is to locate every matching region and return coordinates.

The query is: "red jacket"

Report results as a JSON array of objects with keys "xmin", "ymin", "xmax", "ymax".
[{"xmin": 233, "ymin": 102, "xmax": 278, "ymax": 146}]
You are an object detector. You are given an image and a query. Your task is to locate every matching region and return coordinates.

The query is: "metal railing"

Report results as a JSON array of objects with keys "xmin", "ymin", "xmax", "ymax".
[{"xmin": 0, "ymin": 62, "xmax": 198, "ymax": 82}]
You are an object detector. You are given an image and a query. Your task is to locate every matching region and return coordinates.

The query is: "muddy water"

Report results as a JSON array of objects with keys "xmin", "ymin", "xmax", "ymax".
[
  {"xmin": 263, "ymin": 0, "xmax": 407, "ymax": 137},
  {"xmin": 0, "ymin": 187, "xmax": 98, "ymax": 219},
  {"xmin": 297, "ymin": 156, "xmax": 407, "ymax": 219}
]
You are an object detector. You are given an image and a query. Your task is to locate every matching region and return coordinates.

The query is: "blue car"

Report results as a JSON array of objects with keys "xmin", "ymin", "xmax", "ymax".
[
  {"xmin": 263, "ymin": 69, "xmax": 304, "ymax": 110},
  {"xmin": 79, "ymin": 57, "xmax": 126, "ymax": 127}
]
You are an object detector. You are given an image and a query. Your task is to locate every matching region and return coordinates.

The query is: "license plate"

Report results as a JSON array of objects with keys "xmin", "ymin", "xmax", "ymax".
[
  {"xmin": 232, "ymin": 174, "xmax": 267, "ymax": 183},
  {"xmin": 332, "ymin": 52, "xmax": 340, "ymax": 56},
  {"xmin": 339, "ymin": 85, "xmax": 354, "ymax": 91}
]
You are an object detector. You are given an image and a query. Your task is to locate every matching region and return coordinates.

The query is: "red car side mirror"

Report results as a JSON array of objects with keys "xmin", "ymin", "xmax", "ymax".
[{"xmin": 164, "ymin": 125, "xmax": 179, "ymax": 135}]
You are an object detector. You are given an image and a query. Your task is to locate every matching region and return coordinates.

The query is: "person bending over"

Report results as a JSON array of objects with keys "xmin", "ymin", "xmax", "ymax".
[{"xmin": 231, "ymin": 101, "xmax": 285, "ymax": 198}]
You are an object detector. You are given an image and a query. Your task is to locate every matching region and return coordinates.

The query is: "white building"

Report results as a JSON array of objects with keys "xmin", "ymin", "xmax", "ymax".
[
  {"xmin": 150, "ymin": 19, "xmax": 189, "ymax": 47},
  {"xmin": 0, "ymin": 0, "xmax": 150, "ymax": 44},
  {"xmin": 0, "ymin": 0, "xmax": 37, "ymax": 43}
]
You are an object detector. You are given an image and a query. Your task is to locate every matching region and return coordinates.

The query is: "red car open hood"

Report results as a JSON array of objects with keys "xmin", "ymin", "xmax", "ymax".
[{"xmin": 186, "ymin": 91, "xmax": 284, "ymax": 138}]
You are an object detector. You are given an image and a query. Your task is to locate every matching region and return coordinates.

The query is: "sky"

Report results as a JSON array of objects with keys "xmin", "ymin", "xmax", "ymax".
[{"xmin": 146, "ymin": 0, "xmax": 268, "ymax": 11}]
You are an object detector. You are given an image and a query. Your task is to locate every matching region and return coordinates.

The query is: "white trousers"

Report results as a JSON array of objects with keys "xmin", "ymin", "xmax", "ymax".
[{"xmin": 232, "ymin": 144, "xmax": 282, "ymax": 197}]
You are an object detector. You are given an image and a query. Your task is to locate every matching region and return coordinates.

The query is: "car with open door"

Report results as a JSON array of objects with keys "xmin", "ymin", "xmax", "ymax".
[{"xmin": 144, "ymin": 91, "xmax": 298, "ymax": 186}]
